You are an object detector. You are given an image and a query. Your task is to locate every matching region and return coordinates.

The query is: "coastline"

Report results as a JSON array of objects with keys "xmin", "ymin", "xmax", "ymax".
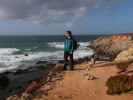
[
  {"xmin": 0, "ymin": 56, "xmax": 90, "ymax": 100},
  {"xmin": 0, "ymin": 61, "xmax": 55, "ymax": 100},
  {"xmin": 7, "ymin": 59, "xmax": 133, "ymax": 100},
  {"xmin": 5, "ymin": 33, "xmax": 133, "ymax": 100}
]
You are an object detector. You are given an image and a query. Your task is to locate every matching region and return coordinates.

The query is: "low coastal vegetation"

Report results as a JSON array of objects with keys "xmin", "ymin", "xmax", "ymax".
[{"xmin": 106, "ymin": 75, "xmax": 133, "ymax": 95}]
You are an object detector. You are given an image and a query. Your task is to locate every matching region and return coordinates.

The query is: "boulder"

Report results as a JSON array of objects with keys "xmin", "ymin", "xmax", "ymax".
[
  {"xmin": 106, "ymin": 75, "xmax": 133, "ymax": 95},
  {"xmin": 24, "ymin": 53, "xmax": 28, "ymax": 56},
  {"xmin": 24, "ymin": 81, "xmax": 41, "ymax": 94},
  {"xmin": 114, "ymin": 47, "xmax": 133, "ymax": 62},
  {"xmin": 90, "ymin": 33, "xmax": 133, "ymax": 60},
  {"xmin": 114, "ymin": 47, "xmax": 133, "ymax": 70},
  {"xmin": 53, "ymin": 64, "xmax": 64, "ymax": 72},
  {"xmin": 0, "ymin": 75, "xmax": 10, "ymax": 89},
  {"xmin": 7, "ymin": 95, "xmax": 18, "ymax": 100}
]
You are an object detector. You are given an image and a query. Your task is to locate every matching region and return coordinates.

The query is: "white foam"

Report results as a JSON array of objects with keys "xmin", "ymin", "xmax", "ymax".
[
  {"xmin": 48, "ymin": 42, "xmax": 90, "ymax": 50},
  {"xmin": 0, "ymin": 65, "xmax": 18, "ymax": 73},
  {"xmin": 48, "ymin": 42, "xmax": 64, "ymax": 49},
  {"xmin": 0, "ymin": 51, "xmax": 64, "ymax": 73},
  {"xmin": 0, "ymin": 48, "xmax": 19, "ymax": 55}
]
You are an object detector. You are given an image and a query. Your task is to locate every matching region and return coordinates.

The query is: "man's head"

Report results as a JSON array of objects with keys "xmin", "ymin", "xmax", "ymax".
[{"xmin": 64, "ymin": 31, "xmax": 72, "ymax": 38}]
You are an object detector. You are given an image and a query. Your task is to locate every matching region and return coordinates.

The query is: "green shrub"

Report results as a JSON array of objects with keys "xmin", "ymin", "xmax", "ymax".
[{"xmin": 106, "ymin": 75, "xmax": 132, "ymax": 95}]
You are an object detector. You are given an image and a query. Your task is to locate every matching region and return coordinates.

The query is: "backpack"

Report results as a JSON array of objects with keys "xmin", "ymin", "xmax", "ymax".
[{"xmin": 73, "ymin": 38, "xmax": 78, "ymax": 50}]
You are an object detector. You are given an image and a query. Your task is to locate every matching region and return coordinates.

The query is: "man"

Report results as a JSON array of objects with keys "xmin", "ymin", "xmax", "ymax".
[{"xmin": 64, "ymin": 31, "xmax": 77, "ymax": 70}]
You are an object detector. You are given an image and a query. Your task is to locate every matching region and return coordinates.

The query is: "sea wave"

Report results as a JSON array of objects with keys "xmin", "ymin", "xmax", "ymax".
[
  {"xmin": 48, "ymin": 42, "xmax": 64, "ymax": 49},
  {"xmin": 47, "ymin": 42, "xmax": 90, "ymax": 49},
  {"xmin": 0, "ymin": 48, "xmax": 19, "ymax": 55},
  {"xmin": 0, "ymin": 51, "xmax": 63, "ymax": 73}
]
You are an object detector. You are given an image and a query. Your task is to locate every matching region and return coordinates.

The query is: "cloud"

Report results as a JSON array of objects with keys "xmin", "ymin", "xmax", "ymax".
[{"xmin": 0, "ymin": 0, "xmax": 121, "ymax": 27}]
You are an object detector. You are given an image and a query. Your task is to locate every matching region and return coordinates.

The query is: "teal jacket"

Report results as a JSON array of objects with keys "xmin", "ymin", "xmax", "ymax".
[{"xmin": 64, "ymin": 37, "xmax": 74, "ymax": 53}]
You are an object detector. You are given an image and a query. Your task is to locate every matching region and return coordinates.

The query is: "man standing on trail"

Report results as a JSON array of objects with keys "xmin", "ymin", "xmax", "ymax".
[{"xmin": 64, "ymin": 31, "xmax": 78, "ymax": 70}]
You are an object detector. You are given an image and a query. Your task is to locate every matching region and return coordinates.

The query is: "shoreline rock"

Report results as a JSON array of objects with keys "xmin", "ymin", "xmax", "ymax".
[
  {"xmin": 89, "ymin": 33, "xmax": 133, "ymax": 60},
  {"xmin": 6, "ymin": 56, "xmax": 92, "ymax": 100},
  {"xmin": 0, "ymin": 63, "xmax": 54, "ymax": 100}
]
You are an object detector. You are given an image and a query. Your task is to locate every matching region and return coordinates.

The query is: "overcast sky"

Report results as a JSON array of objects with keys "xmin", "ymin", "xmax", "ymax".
[{"xmin": 0, "ymin": 0, "xmax": 132, "ymax": 35}]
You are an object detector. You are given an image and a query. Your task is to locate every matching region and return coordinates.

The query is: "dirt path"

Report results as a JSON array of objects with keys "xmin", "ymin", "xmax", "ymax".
[{"xmin": 34, "ymin": 62, "xmax": 133, "ymax": 100}]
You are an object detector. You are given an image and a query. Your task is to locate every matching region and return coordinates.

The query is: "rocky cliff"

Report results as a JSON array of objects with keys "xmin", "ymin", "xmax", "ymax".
[{"xmin": 90, "ymin": 33, "xmax": 133, "ymax": 60}]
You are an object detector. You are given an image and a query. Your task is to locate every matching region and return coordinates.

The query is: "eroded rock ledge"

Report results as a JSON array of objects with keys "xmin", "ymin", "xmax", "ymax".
[{"xmin": 89, "ymin": 33, "xmax": 133, "ymax": 60}]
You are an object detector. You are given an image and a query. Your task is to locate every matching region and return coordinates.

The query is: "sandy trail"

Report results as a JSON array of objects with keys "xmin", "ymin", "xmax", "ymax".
[{"xmin": 34, "ymin": 62, "xmax": 133, "ymax": 100}]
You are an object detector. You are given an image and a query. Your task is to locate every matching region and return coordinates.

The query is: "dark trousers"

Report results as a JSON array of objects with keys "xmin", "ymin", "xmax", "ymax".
[{"xmin": 64, "ymin": 52, "xmax": 74, "ymax": 70}]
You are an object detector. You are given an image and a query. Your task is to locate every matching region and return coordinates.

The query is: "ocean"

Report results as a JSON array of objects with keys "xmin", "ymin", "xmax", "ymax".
[{"xmin": 0, "ymin": 35, "xmax": 103, "ymax": 73}]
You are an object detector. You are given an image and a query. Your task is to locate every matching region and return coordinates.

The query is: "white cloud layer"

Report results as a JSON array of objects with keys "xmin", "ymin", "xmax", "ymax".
[{"xmin": 0, "ymin": 0, "xmax": 121, "ymax": 27}]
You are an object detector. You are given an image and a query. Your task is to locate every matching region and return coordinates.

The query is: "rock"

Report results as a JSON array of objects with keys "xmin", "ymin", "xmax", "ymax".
[
  {"xmin": 7, "ymin": 93, "xmax": 31, "ymax": 100},
  {"xmin": 36, "ymin": 61, "xmax": 48, "ymax": 64},
  {"xmin": 24, "ymin": 81, "xmax": 41, "ymax": 94},
  {"xmin": 0, "ymin": 75, "xmax": 10, "ymax": 89},
  {"xmin": 90, "ymin": 33, "xmax": 133, "ymax": 60},
  {"xmin": 114, "ymin": 47, "xmax": 133, "ymax": 70},
  {"xmin": 39, "ymin": 85, "xmax": 51, "ymax": 92},
  {"xmin": 87, "ymin": 74, "xmax": 96, "ymax": 80},
  {"xmin": 13, "ymin": 69, "xmax": 28, "ymax": 75},
  {"xmin": 58, "ymin": 60, "xmax": 65, "ymax": 63},
  {"xmin": 106, "ymin": 75, "xmax": 133, "ymax": 95},
  {"xmin": 21, "ymin": 93, "xmax": 31, "ymax": 100},
  {"xmin": 7, "ymin": 95, "xmax": 18, "ymax": 100},
  {"xmin": 53, "ymin": 64, "xmax": 64, "ymax": 72},
  {"xmin": 84, "ymin": 72, "xmax": 96, "ymax": 80},
  {"xmin": 24, "ymin": 53, "xmax": 28, "ymax": 56},
  {"xmin": 75, "ymin": 57, "xmax": 91, "ymax": 64},
  {"xmin": 128, "ymin": 75, "xmax": 133, "ymax": 88},
  {"xmin": 114, "ymin": 47, "xmax": 133, "ymax": 63}
]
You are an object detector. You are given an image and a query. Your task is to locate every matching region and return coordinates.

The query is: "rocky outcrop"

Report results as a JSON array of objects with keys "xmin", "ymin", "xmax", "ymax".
[
  {"xmin": 0, "ymin": 75, "xmax": 10, "ymax": 89},
  {"xmin": 114, "ymin": 47, "xmax": 133, "ymax": 70},
  {"xmin": 90, "ymin": 33, "xmax": 133, "ymax": 60},
  {"xmin": 114, "ymin": 47, "xmax": 133, "ymax": 62},
  {"xmin": 106, "ymin": 75, "xmax": 133, "ymax": 95}
]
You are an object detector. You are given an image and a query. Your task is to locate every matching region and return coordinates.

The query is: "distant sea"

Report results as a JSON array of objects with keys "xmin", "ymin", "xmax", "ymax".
[{"xmin": 0, "ymin": 35, "xmax": 105, "ymax": 73}]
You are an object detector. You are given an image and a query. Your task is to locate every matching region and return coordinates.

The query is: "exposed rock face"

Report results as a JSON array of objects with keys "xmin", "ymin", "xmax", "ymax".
[
  {"xmin": 90, "ymin": 33, "xmax": 133, "ymax": 60},
  {"xmin": 114, "ymin": 47, "xmax": 133, "ymax": 63},
  {"xmin": 24, "ymin": 81, "xmax": 41, "ymax": 94},
  {"xmin": 114, "ymin": 47, "xmax": 133, "ymax": 70}
]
